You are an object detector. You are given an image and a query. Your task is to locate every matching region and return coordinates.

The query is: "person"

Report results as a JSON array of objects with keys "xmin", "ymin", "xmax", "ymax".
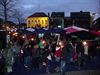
[
  {"xmin": 83, "ymin": 42, "xmax": 89, "ymax": 63},
  {"xmin": 23, "ymin": 44, "xmax": 32, "ymax": 69},
  {"xmin": 5, "ymin": 46, "xmax": 14, "ymax": 73},
  {"xmin": 0, "ymin": 50, "xmax": 6, "ymax": 75},
  {"xmin": 51, "ymin": 40, "xmax": 57, "ymax": 55},
  {"xmin": 54, "ymin": 44, "xmax": 61, "ymax": 73},
  {"xmin": 60, "ymin": 40, "xmax": 68, "ymax": 75},
  {"xmin": 38, "ymin": 39, "xmax": 45, "ymax": 69},
  {"xmin": 32, "ymin": 43, "xmax": 40, "ymax": 69},
  {"xmin": 12, "ymin": 42, "xmax": 21, "ymax": 61},
  {"xmin": 67, "ymin": 41, "xmax": 74, "ymax": 64},
  {"xmin": 40, "ymin": 41, "xmax": 51, "ymax": 73},
  {"xmin": 76, "ymin": 42, "xmax": 84, "ymax": 70}
]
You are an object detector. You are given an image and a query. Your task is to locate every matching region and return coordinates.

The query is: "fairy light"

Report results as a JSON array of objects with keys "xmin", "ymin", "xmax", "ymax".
[
  {"xmin": 9, "ymin": 31, "xmax": 11, "ymax": 34},
  {"xmin": 13, "ymin": 32, "xmax": 18, "ymax": 36},
  {"xmin": 42, "ymin": 40, "xmax": 45, "ymax": 44},
  {"xmin": 22, "ymin": 35, "xmax": 25, "ymax": 39},
  {"xmin": 21, "ymin": 49, "xmax": 23, "ymax": 54},
  {"xmin": 56, "ymin": 46, "xmax": 60, "ymax": 51},
  {"xmin": 59, "ymin": 42, "xmax": 62, "ymax": 45},
  {"xmin": 31, "ymin": 38, "xmax": 34, "ymax": 41},
  {"xmin": 83, "ymin": 41, "xmax": 87, "ymax": 46}
]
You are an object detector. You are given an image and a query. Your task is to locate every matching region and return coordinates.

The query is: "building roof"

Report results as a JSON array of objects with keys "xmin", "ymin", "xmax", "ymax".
[
  {"xmin": 28, "ymin": 12, "xmax": 48, "ymax": 18},
  {"xmin": 51, "ymin": 12, "xmax": 65, "ymax": 17},
  {"xmin": 71, "ymin": 11, "xmax": 90, "ymax": 18}
]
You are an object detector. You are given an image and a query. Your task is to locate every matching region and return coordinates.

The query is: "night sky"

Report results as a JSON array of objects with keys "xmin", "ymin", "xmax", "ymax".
[{"xmin": 17, "ymin": 0, "xmax": 99, "ymax": 18}]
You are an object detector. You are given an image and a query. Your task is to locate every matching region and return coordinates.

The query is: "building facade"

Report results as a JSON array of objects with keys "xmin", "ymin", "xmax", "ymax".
[{"xmin": 27, "ymin": 12, "xmax": 49, "ymax": 28}]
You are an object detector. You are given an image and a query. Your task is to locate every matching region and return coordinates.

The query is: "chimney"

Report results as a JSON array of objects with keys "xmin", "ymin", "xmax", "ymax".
[
  {"xmin": 80, "ymin": 10, "xmax": 83, "ymax": 13},
  {"xmin": 48, "ymin": 12, "xmax": 50, "ymax": 17}
]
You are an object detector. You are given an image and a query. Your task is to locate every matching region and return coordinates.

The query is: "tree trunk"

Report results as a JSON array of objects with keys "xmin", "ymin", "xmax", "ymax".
[{"xmin": 4, "ymin": 5, "xmax": 7, "ymax": 22}]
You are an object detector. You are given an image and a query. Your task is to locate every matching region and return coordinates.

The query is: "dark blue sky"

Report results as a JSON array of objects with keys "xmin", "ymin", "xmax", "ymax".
[{"xmin": 17, "ymin": 0, "xmax": 99, "ymax": 18}]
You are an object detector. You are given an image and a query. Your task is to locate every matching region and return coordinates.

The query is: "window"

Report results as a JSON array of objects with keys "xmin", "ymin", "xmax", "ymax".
[
  {"xmin": 45, "ymin": 20, "xmax": 48, "ymax": 24},
  {"xmin": 45, "ymin": 20, "xmax": 47, "ymax": 23},
  {"xmin": 38, "ymin": 20, "xmax": 40, "ymax": 24},
  {"xmin": 28, "ymin": 20, "xmax": 30, "ymax": 24},
  {"xmin": 45, "ymin": 22, "xmax": 48, "ymax": 25},
  {"xmin": 38, "ymin": 20, "xmax": 40, "ymax": 22},
  {"xmin": 42, "ymin": 20, "xmax": 44, "ymax": 24},
  {"xmin": 35, "ymin": 20, "xmax": 37, "ymax": 24},
  {"xmin": 32, "ymin": 20, "xmax": 34, "ymax": 22}
]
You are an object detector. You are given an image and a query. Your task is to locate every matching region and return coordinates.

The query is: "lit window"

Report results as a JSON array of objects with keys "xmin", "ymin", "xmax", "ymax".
[
  {"xmin": 45, "ymin": 22, "xmax": 47, "ymax": 24},
  {"xmin": 45, "ymin": 20, "xmax": 47, "ymax": 23},
  {"xmin": 45, "ymin": 20, "xmax": 48, "ymax": 24},
  {"xmin": 28, "ymin": 20, "xmax": 30, "ymax": 24},
  {"xmin": 42, "ymin": 20, "xmax": 44, "ymax": 24},
  {"xmin": 34, "ymin": 20, "xmax": 37, "ymax": 25},
  {"xmin": 38, "ymin": 20, "xmax": 40, "ymax": 22},
  {"xmin": 35, "ymin": 20, "xmax": 37, "ymax": 23}
]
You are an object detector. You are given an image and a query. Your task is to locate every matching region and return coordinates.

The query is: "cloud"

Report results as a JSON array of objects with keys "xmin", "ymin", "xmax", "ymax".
[
  {"xmin": 23, "ymin": 5, "xmax": 34, "ymax": 9},
  {"xmin": 17, "ymin": 0, "xmax": 98, "ymax": 17}
]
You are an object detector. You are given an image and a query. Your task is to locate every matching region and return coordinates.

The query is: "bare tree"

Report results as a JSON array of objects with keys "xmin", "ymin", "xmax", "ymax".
[
  {"xmin": 0, "ymin": 0, "xmax": 17, "ymax": 22},
  {"xmin": 11, "ymin": 9, "xmax": 25, "ymax": 25},
  {"xmin": 99, "ymin": 0, "xmax": 100, "ymax": 14}
]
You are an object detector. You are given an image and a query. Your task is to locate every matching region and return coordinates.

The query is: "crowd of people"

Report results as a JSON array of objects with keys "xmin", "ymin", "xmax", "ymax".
[{"xmin": 0, "ymin": 33, "xmax": 100, "ymax": 75}]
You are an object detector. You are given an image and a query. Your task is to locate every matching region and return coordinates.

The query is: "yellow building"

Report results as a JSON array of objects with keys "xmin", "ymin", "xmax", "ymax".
[{"xmin": 27, "ymin": 12, "xmax": 49, "ymax": 28}]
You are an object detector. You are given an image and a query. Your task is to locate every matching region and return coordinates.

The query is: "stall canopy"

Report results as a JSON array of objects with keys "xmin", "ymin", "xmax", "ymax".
[
  {"xmin": 64, "ymin": 26, "xmax": 98, "ymax": 40},
  {"xmin": 64, "ymin": 26, "xmax": 88, "ymax": 34},
  {"xmin": 19, "ymin": 28, "xmax": 36, "ymax": 35},
  {"xmin": 49, "ymin": 28, "xmax": 65, "ymax": 34},
  {"xmin": 19, "ymin": 28, "xmax": 65, "ymax": 35}
]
